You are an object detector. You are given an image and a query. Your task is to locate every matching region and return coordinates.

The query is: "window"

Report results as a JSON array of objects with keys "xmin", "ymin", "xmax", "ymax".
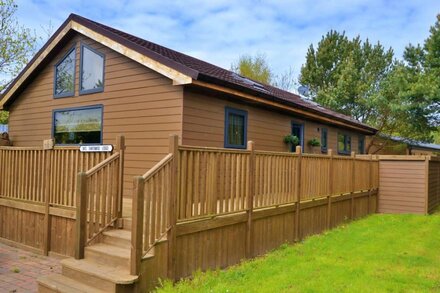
[
  {"xmin": 291, "ymin": 122, "xmax": 304, "ymax": 152},
  {"xmin": 358, "ymin": 135, "xmax": 365, "ymax": 154},
  {"xmin": 53, "ymin": 106, "xmax": 103, "ymax": 145},
  {"xmin": 225, "ymin": 107, "xmax": 247, "ymax": 149},
  {"xmin": 54, "ymin": 47, "xmax": 76, "ymax": 98},
  {"xmin": 80, "ymin": 44, "xmax": 104, "ymax": 94},
  {"xmin": 338, "ymin": 133, "xmax": 351, "ymax": 154},
  {"xmin": 321, "ymin": 128, "xmax": 328, "ymax": 153}
]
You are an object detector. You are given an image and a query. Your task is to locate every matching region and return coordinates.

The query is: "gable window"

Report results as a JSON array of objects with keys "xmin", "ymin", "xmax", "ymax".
[
  {"xmin": 54, "ymin": 47, "xmax": 76, "ymax": 98},
  {"xmin": 321, "ymin": 128, "xmax": 328, "ymax": 153},
  {"xmin": 225, "ymin": 107, "xmax": 247, "ymax": 149},
  {"xmin": 53, "ymin": 105, "xmax": 103, "ymax": 145},
  {"xmin": 358, "ymin": 135, "xmax": 365, "ymax": 154},
  {"xmin": 338, "ymin": 133, "xmax": 351, "ymax": 155},
  {"xmin": 80, "ymin": 44, "xmax": 105, "ymax": 94}
]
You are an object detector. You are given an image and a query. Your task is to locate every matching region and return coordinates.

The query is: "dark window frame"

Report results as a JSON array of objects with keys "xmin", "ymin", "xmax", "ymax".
[
  {"xmin": 224, "ymin": 107, "xmax": 248, "ymax": 149},
  {"xmin": 358, "ymin": 135, "xmax": 365, "ymax": 154},
  {"xmin": 291, "ymin": 121, "xmax": 304, "ymax": 152},
  {"xmin": 53, "ymin": 46, "xmax": 76, "ymax": 99},
  {"xmin": 338, "ymin": 132, "xmax": 352, "ymax": 155},
  {"xmin": 321, "ymin": 127, "xmax": 328, "ymax": 153},
  {"xmin": 52, "ymin": 104, "xmax": 104, "ymax": 146},
  {"xmin": 79, "ymin": 43, "xmax": 105, "ymax": 95}
]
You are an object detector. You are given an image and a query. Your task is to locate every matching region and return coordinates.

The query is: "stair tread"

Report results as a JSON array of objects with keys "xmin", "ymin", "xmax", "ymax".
[
  {"xmin": 62, "ymin": 258, "xmax": 138, "ymax": 284},
  {"xmin": 38, "ymin": 274, "xmax": 106, "ymax": 293},
  {"xmin": 103, "ymin": 229, "xmax": 131, "ymax": 240},
  {"xmin": 85, "ymin": 243, "xmax": 130, "ymax": 259}
]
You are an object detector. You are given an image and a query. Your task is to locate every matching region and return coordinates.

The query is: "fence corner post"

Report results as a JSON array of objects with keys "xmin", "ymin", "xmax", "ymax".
[
  {"xmin": 294, "ymin": 146, "xmax": 302, "ymax": 241},
  {"xmin": 327, "ymin": 149, "xmax": 333, "ymax": 230},
  {"xmin": 246, "ymin": 140, "xmax": 255, "ymax": 258},
  {"xmin": 75, "ymin": 172, "xmax": 87, "ymax": 260},
  {"xmin": 167, "ymin": 134, "xmax": 179, "ymax": 281},
  {"xmin": 115, "ymin": 135, "xmax": 126, "ymax": 220},
  {"xmin": 350, "ymin": 151, "xmax": 356, "ymax": 220},
  {"xmin": 131, "ymin": 176, "xmax": 144, "ymax": 275}
]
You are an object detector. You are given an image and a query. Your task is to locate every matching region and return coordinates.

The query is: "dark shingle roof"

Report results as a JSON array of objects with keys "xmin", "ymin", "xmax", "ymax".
[{"xmin": 2, "ymin": 13, "xmax": 376, "ymax": 133}]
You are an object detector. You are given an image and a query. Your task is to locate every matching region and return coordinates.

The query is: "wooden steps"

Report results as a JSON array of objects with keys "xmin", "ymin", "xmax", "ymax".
[
  {"xmin": 38, "ymin": 218, "xmax": 138, "ymax": 293},
  {"xmin": 38, "ymin": 274, "xmax": 106, "ymax": 293}
]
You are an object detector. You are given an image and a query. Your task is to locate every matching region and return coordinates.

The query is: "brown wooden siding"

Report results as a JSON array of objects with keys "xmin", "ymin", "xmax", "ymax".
[
  {"xmin": 428, "ymin": 160, "xmax": 440, "ymax": 213},
  {"xmin": 182, "ymin": 89, "xmax": 361, "ymax": 153},
  {"xmin": 378, "ymin": 160, "xmax": 426, "ymax": 214},
  {"xmin": 8, "ymin": 32, "xmax": 183, "ymax": 197}
]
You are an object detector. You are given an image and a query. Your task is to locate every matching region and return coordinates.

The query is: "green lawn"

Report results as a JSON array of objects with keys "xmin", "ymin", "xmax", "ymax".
[{"xmin": 158, "ymin": 213, "xmax": 440, "ymax": 293}]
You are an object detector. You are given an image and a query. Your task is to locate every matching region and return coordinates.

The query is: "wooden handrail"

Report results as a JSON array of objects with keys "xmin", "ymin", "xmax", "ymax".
[
  {"xmin": 85, "ymin": 152, "xmax": 120, "ymax": 177},
  {"xmin": 142, "ymin": 153, "xmax": 173, "ymax": 181}
]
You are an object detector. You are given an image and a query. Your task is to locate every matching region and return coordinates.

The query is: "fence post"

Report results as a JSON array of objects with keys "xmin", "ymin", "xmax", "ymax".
[
  {"xmin": 43, "ymin": 150, "xmax": 52, "ymax": 256},
  {"xmin": 294, "ymin": 145, "xmax": 302, "ymax": 241},
  {"xmin": 375, "ymin": 155, "xmax": 380, "ymax": 213},
  {"xmin": 115, "ymin": 135, "xmax": 126, "ymax": 220},
  {"xmin": 350, "ymin": 152, "xmax": 356, "ymax": 219},
  {"xmin": 367, "ymin": 154, "xmax": 373, "ymax": 214},
  {"xmin": 131, "ymin": 176, "xmax": 144, "ymax": 275},
  {"xmin": 327, "ymin": 149, "xmax": 333, "ymax": 230},
  {"xmin": 167, "ymin": 134, "xmax": 179, "ymax": 281},
  {"xmin": 246, "ymin": 141, "xmax": 255, "ymax": 258},
  {"xmin": 75, "ymin": 172, "xmax": 87, "ymax": 260}
]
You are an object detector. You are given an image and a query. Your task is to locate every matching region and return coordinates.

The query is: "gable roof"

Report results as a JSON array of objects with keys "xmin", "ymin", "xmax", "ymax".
[{"xmin": 0, "ymin": 13, "xmax": 376, "ymax": 134}]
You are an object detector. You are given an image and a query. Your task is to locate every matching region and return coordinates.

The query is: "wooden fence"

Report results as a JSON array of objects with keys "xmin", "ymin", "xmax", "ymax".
[
  {"xmin": 379, "ymin": 155, "xmax": 440, "ymax": 214},
  {"xmin": 0, "ymin": 136, "xmax": 125, "ymax": 256},
  {"xmin": 131, "ymin": 136, "xmax": 379, "ymax": 291}
]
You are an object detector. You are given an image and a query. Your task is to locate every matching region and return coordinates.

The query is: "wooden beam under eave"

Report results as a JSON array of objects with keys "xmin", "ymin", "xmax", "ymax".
[
  {"xmin": 70, "ymin": 21, "xmax": 193, "ymax": 86},
  {"xmin": 190, "ymin": 80, "xmax": 375, "ymax": 134}
]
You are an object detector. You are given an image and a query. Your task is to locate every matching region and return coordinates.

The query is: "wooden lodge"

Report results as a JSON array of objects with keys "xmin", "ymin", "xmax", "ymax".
[{"xmin": 0, "ymin": 14, "xmax": 438, "ymax": 292}]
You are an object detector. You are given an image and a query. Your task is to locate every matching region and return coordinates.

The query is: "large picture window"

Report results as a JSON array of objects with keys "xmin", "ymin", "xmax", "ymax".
[
  {"xmin": 53, "ymin": 106, "xmax": 103, "ymax": 145},
  {"xmin": 338, "ymin": 133, "xmax": 351, "ymax": 155},
  {"xmin": 54, "ymin": 47, "xmax": 76, "ymax": 98},
  {"xmin": 80, "ymin": 44, "xmax": 105, "ymax": 94},
  {"xmin": 225, "ymin": 107, "xmax": 247, "ymax": 149}
]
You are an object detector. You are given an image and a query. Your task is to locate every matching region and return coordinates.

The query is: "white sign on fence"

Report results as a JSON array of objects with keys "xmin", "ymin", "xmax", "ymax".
[{"xmin": 79, "ymin": 145, "xmax": 113, "ymax": 152}]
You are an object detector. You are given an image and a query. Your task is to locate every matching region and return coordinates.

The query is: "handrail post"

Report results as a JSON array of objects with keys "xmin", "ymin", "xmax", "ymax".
[
  {"xmin": 75, "ymin": 172, "xmax": 87, "ymax": 259},
  {"xmin": 246, "ymin": 141, "xmax": 255, "ymax": 258},
  {"xmin": 367, "ymin": 154, "xmax": 372, "ymax": 214},
  {"xmin": 116, "ymin": 135, "xmax": 126, "ymax": 220},
  {"xmin": 294, "ymin": 145, "xmax": 302, "ymax": 241},
  {"xmin": 131, "ymin": 176, "xmax": 144, "ymax": 275},
  {"xmin": 167, "ymin": 134, "xmax": 179, "ymax": 281},
  {"xmin": 351, "ymin": 151, "xmax": 356, "ymax": 220},
  {"xmin": 327, "ymin": 149, "xmax": 333, "ymax": 230}
]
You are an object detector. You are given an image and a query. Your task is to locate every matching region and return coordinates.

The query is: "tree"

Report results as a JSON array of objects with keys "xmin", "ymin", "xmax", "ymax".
[
  {"xmin": 231, "ymin": 54, "xmax": 297, "ymax": 92},
  {"xmin": 299, "ymin": 27, "xmax": 440, "ymax": 152},
  {"xmin": 231, "ymin": 53, "xmax": 274, "ymax": 85},
  {"xmin": 0, "ymin": 0, "xmax": 37, "ymax": 124}
]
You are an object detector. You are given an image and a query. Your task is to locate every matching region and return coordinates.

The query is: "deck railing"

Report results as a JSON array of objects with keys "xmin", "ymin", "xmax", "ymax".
[
  {"xmin": 75, "ymin": 136, "xmax": 125, "ymax": 259},
  {"xmin": 130, "ymin": 137, "xmax": 380, "ymax": 277},
  {"xmin": 131, "ymin": 135, "xmax": 178, "ymax": 275}
]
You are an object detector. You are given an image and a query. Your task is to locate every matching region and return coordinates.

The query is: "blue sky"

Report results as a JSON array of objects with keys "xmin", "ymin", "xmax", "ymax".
[{"xmin": 16, "ymin": 0, "xmax": 440, "ymax": 83}]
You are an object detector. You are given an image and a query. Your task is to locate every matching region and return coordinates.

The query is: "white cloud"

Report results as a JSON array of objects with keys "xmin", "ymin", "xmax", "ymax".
[{"xmin": 15, "ymin": 0, "xmax": 440, "ymax": 85}]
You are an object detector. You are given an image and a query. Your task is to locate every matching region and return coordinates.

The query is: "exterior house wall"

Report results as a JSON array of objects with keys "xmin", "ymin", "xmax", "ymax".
[
  {"xmin": 7, "ymin": 33, "xmax": 184, "ymax": 197},
  {"xmin": 182, "ymin": 89, "xmax": 363, "ymax": 154}
]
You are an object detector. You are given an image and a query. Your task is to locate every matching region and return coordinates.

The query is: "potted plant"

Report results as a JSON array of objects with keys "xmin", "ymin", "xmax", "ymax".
[
  {"xmin": 284, "ymin": 134, "xmax": 300, "ymax": 152},
  {"xmin": 308, "ymin": 137, "xmax": 321, "ymax": 154}
]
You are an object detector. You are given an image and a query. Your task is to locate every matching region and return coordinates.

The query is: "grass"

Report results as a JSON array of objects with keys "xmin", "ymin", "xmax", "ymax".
[{"xmin": 158, "ymin": 213, "xmax": 440, "ymax": 293}]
